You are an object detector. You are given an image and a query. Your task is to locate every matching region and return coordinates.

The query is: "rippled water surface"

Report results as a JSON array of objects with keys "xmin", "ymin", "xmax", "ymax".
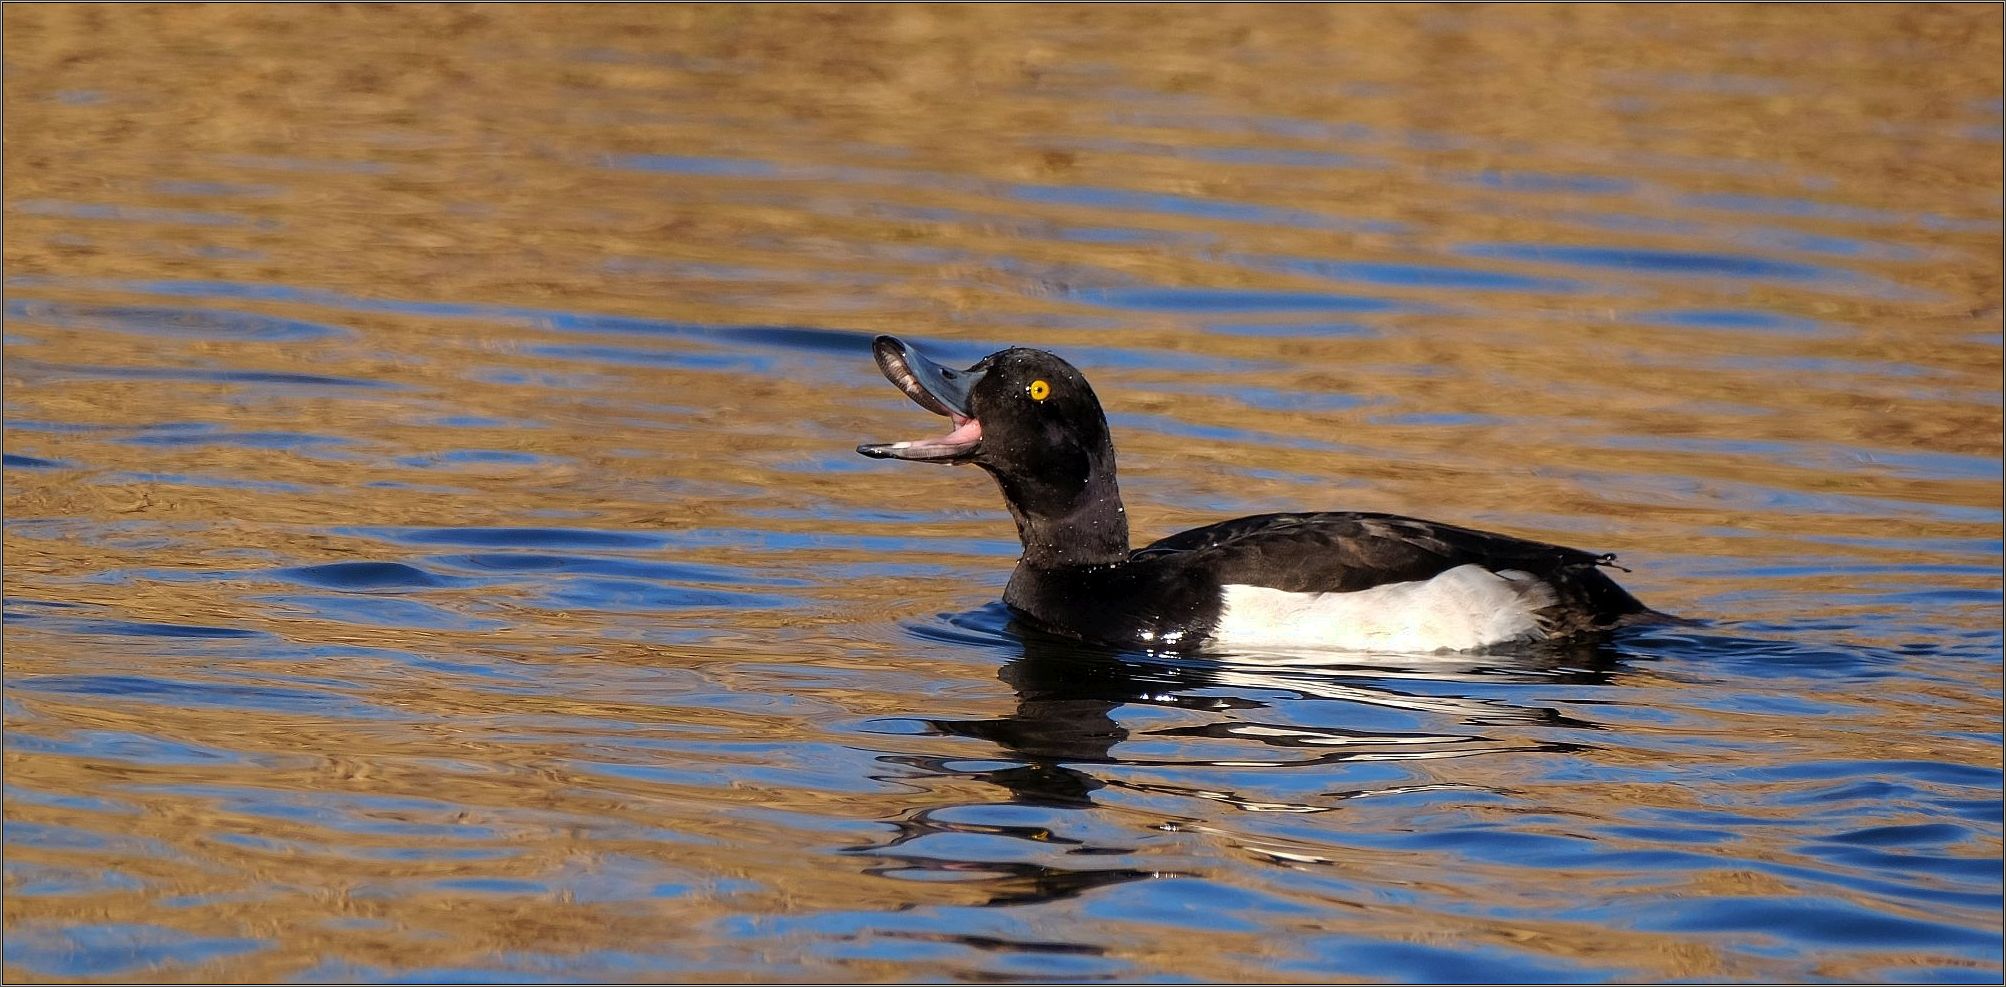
[{"xmin": 4, "ymin": 5, "xmax": 2002, "ymax": 982}]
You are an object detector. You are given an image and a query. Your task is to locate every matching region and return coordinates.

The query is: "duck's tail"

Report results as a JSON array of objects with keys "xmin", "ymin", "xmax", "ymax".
[{"xmin": 1537, "ymin": 557, "xmax": 1675, "ymax": 635}]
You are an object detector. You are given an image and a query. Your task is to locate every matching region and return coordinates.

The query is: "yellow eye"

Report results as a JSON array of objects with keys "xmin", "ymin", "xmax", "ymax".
[{"xmin": 1028, "ymin": 379, "xmax": 1051, "ymax": 401}]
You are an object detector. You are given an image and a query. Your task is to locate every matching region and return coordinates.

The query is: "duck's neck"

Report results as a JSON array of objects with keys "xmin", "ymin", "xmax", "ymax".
[{"xmin": 994, "ymin": 470, "xmax": 1131, "ymax": 569}]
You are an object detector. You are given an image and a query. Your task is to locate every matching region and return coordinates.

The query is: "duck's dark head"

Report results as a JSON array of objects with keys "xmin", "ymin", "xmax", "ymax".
[{"xmin": 858, "ymin": 335, "xmax": 1129, "ymax": 566}]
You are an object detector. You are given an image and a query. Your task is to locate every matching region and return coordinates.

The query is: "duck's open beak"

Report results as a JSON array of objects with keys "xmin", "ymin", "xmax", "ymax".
[{"xmin": 856, "ymin": 335, "xmax": 986, "ymax": 463}]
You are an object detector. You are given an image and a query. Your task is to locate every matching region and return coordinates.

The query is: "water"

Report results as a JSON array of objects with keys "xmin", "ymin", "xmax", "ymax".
[{"xmin": 3, "ymin": 5, "xmax": 2000, "ymax": 982}]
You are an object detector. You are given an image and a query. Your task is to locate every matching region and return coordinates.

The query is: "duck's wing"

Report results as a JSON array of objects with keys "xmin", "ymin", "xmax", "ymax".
[{"xmin": 1133, "ymin": 511, "xmax": 1620, "ymax": 594}]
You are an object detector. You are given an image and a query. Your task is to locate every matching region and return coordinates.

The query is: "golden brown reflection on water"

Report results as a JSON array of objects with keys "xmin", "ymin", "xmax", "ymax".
[{"xmin": 4, "ymin": 4, "xmax": 2002, "ymax": 982}]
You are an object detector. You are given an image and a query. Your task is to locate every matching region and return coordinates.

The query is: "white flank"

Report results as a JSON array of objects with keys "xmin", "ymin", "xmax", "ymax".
[{"xmin": 1211, "ymin": 564, "xmax": 1557, "ymax": 653}]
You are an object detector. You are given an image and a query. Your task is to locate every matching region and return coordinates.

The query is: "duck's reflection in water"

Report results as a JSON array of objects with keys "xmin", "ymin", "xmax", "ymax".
[{"xmin": 852, "ymin": 610, "xmax": 1625, "ymax": 905}]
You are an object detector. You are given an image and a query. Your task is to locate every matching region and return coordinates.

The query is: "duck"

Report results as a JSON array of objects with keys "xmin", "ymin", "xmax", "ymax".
[{"xmin": 856, "ymin": 335, "xmax": 1659, "ymax": 653}]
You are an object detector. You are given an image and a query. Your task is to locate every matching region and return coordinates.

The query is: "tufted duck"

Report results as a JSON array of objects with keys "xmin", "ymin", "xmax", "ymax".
[{"xmin": 857, "ymin": 335, "xmax": 1657, "ymax": 652}]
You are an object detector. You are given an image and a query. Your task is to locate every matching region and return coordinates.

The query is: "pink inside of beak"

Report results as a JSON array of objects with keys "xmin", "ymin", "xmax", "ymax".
[{"xmin": 941, "ymin": 415, "xmax": 982, "ymax": 445}]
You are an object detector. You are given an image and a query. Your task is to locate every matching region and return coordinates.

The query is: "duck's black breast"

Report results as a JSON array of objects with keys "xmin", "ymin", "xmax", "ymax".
[
  {"xmin": 1003, "ymin": 553, "xmax": 1225, "ymax": 649},
  {"xmin": 1003, "ymin": 511, "xmax": 1649, "ymax": 649}
]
